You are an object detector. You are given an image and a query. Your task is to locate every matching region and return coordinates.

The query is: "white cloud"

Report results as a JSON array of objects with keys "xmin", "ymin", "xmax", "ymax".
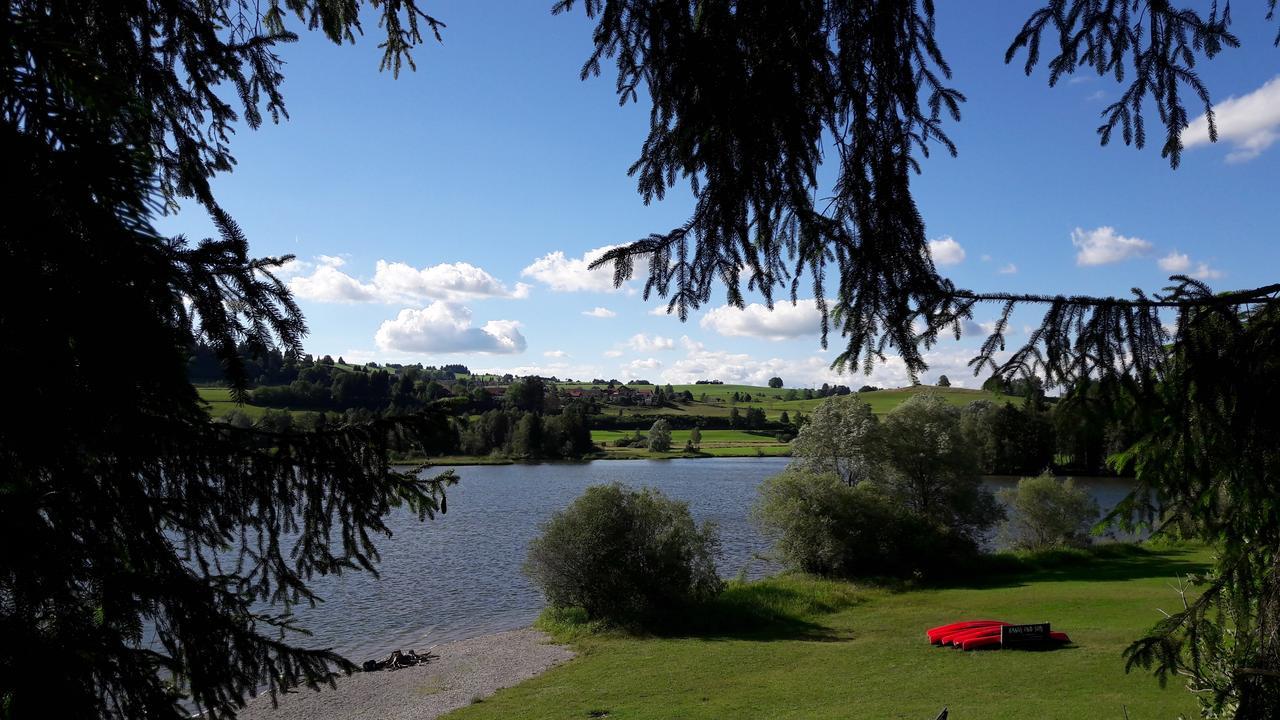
[
  {"xmin": 582, "ymin": 307, "xmax": 617, "ymax": 318},
  {"xmin": 998, "ymin": 263, "xmax": 1017, "ymax": 274},
  {"xmin": 479, "ymin": 361, "xmax": 605, "ymax": 381},
  {"xmin": 699, "ymin": 300, "xmax": 822, "ymax": 341},
  {"xmin": 1192, "ymin": 262, "xmax": 1224, "ymax": 281},
  {"xmin": 622, "ymin": 358, "xmax": 663, "ymax": 378},
  {"xmin": 273, "ymin": 257, "xmax": 314, "ymax": 278},
  {"xmin": 1183, "ymin": 75, "xmax": 1280, "ymax": 162},
  {"xmin": 288, "ymin": 258, "xmax": 529, "ymax": 303},
  {"xmin": 602, "ymin": 350, "xmax": 624, "ymax": 358},
  {"xmin": 369, "ymin": 260, "xmax": 531, "ymax": 302},
  {"xmin": 1071, "ymin": 226, "xmax": 1152, "ymax": 266},
  {"xmin": 1157, "ymin": 251, "xmax": 1223, "ymax": 280},
  {"xmin": 980, "ymin": 254, "xmax": 993, "ymax": 262},
  {"xmin": 1158, "ymin": 251, "xmax": 1191, "ymax": 272},
  {"xmin": 928, "ymin": 236, "xmax": 966, "ymax": 266},
  {"xmin": 626, "ymin": 333, "xmax": 675, "ymax": 352},
  {"xmin": 543, "ymin": 350, "xmax": 569, "ymax": 358},
  {"xmin": 289, "ymin": 263, "xmax": 379, "ymax": 303},
  {"xmin": 1086, "ymin": 89, "xmax": 1106, "ymax": 102},
  {"xmin": 374, "ymin": 302, "xmax": 526, "ymax": 355},
  {"xmin": 521, "ymin": 245, "xmax": 625, "ymax": 293}
]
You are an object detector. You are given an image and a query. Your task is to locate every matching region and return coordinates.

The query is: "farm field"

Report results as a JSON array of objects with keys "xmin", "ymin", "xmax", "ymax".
[
  {"xmin": 583, "ymin": 384, "xmax": 1010, "ymax": 422},
  {"xmin": 448, "ymin": 544, "xmax": 1209, "ymax": 720},
  {"xmin": 591, "ymin": 428, "xmax": 791, "ymax": 459}
]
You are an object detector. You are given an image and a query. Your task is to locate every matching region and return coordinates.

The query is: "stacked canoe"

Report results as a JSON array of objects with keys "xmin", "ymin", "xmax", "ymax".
[{"xmin": 926, "ymin": 620, "xmax": 1071, "ymax": 651}]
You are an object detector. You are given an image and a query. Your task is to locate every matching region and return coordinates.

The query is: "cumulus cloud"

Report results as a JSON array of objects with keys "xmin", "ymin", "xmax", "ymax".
[
  {"xmin": 1071, "ymin": 226, "xmax": 1152, "ymax": 266},
  {"xmin": 374, "ymin": 302, "xmax": 526, "ymax": 355},
  {"xmin": 1183, "ymin": 75, "xmax": 1280, "ymax": 162},
  {"xmin": 288, "ymin": 258, "xmax": 529, "ymax": 303},
  {"xmin": 618, "ymin": 335, "xmax": 995, "ymax": 390},
  {"xmin": 626, "ymin": 333, "xmax": 675, "ymax": 352},
  {"xmin": 289, "ymin": 263, "xmax": 378, "ymax": 303},
  {"xmin": 1158, "ymin": 251, "xmax": 1191, "ymax": 272},
  {"xmin": 603, "ymin": 350, "xmax": 624, "ymax": 358},
  {"xmin": 998, "ymin": 263, "xmax": 1018, "ymax": 274},
  {"xmin": 521, "ymin": 245, "xmax": 625, "ymax": 293},
  {"xmin": 582, "ymin": 307, "xmax": 617, "ymax": 318},
  {"xmin": 928, "ymin": 236, "xmax": 966, "ymax": 266},
  {"xmin": 1157, "ymin": 251, "xmax": 1223, "ymax": 280},
  {"xmin": 622, "ymin": 358, "xmax": 663, "ymax": 378},
  {"xmin": 480, "ymin": 361, "xmax": 606, "ymax": 381},
  {"xmin": 543, "ymin": 350, "xmax": 569, "ymax": 358},
  {"xmin": 1192, "ymin": 263, "xmax": 1224, "ymax": 280},
  {"xmin": 699, "ymin": 300, "xmax": 822, "ymax": 341}
]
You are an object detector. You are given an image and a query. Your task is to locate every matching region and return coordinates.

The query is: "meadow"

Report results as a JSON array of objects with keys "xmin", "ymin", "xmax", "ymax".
[
  {"xmin": 199, "ymin": 383, "xmax": 1013, "ymax": 461},
  {"xmin": 447, "ymin": 544, "xmax": 1207, "ymax": 720}
]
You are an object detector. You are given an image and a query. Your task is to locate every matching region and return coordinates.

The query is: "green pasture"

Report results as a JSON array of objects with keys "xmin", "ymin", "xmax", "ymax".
[{"xmin": 448, "ymin": 545, "xmax": 1209, "ymax": 720}]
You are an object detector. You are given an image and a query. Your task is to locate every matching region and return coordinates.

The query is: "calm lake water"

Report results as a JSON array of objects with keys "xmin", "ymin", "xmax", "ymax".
[{"xmin": 273, "ymin": 458, "xmax": 1136, "ymax": 662}]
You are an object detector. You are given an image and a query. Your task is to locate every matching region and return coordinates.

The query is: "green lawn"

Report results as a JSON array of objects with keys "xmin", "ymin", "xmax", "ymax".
[
  {"xmin": 589, "ymin": 384, "xmax": 1011, "ymax": 422},
  {"xmin": 592, "ymin": 429, "xmax": 780, "ymax": 445},
  {"xmin": 591, "ymin": 428, "xmax": 791, "ymax": 459},
  {"xmin": 448, "ymin": 545, "xmax": 1208, "ymax": 720},
  {"xmin": 196, "ymin": 386, "xmax": 308, "ymax": 420}
]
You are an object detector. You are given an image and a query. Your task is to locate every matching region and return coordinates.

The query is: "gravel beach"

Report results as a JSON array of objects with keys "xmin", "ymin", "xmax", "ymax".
[{"xmin": 235, "ymin": 629, "xmax": 573, "ymax": 720}]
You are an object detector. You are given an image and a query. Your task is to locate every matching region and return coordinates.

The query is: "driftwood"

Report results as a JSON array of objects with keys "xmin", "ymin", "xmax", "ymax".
[{"xmin": 360, "ymin": 649, "xmax": 438, "ymax": 672}]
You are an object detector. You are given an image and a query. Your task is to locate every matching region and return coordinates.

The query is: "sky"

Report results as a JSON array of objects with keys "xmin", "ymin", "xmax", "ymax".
[{"xmin": 157, "ymin": 1, "xmax": 1280, "ymax": 389}]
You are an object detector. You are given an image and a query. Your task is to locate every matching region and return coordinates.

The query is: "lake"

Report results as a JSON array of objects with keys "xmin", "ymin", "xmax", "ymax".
[{"xmin": 273, "ymin": 458, "xmax": 1136, "ymax": 663}]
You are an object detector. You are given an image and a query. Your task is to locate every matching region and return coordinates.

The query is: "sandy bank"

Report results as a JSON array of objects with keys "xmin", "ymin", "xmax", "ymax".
[{"xmin": 235, "ymin": 629, "xmax": 573, "ymax": 720}]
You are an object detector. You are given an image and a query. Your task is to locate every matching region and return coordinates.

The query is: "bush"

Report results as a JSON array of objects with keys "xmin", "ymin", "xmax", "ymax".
[
  {"xmin": 997, "ymin": 472, "xmax": 1100, "ymax": 550},
  {"xmin": 524, "ymin": 484, "xmax": 722, "ymax": 626},
  {"xmin": 754, "ymin": 468, "xmax": 976, "ymax": 579}
]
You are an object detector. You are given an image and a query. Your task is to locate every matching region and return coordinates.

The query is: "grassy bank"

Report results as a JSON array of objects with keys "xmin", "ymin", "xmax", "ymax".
[{"xmin": 448, "ymin": 545, "xmax": 1208, "ymax": 719}]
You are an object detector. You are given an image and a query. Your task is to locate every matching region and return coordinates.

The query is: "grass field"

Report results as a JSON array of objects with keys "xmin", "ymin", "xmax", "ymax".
[
  {"xmin": 196, "ymin": 386, "xmax": 317, "ymax": 421},
  {"xmin": 591, "ymin": 428, "xmax": 792, "ymax": 459},
  {"xmin": 447, "ymin": 544, "xmax": 1208, "ymax": 720},
  {"xmin": 589, "ymin": 384, "xmax": 1011, "ymax": 422}
]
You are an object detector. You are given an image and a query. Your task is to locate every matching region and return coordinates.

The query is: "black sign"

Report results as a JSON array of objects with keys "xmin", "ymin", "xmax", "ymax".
[{"xmin": 1000, "ymin": 623, "xmax": 1051, "ymax": 645}]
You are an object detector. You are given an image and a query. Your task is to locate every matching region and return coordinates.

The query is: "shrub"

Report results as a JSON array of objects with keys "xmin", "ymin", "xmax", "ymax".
[
  {"xmin": 524, "ymin": 484, "xmax": 722, "ymax": 626},
  {"xmin": 997, "ymin": 472, "xmax": 1100, "ymax": 550},
  {"xmin": 754, "ymin": 468, "xmax": 976, "ymax": 579}
]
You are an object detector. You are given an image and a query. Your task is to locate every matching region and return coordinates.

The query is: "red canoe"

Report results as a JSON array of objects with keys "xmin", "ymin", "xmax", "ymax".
[
  {"xmin": 926, "ymin": 620, "xmax": 1006, "ymax": 644},
  {"xmin": 946, "ymin": 626, "xmax": 1004, "ymax": 647},
  {"xmin": 962, "ymin": 631, "xmax": 1072, "ymax": 651}
]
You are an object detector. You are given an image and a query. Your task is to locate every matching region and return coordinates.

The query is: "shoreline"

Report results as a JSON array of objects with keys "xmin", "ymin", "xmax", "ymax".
[
  {"xmin": 234, "ymin": 628, "xmax": 573, "ymax": 720},
  {"xmin": 394, "ymin": 449, "xmax": 793, "ymax": 467}
]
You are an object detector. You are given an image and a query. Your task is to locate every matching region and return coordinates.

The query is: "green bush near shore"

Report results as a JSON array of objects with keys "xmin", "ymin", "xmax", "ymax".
[
  {"xmin": 524, "ymin": 484, "xmax": 723, "ymax": 628},
  {"xmin": 448, "ymin": 544, "xmax": 1209, "ymax": 720}
]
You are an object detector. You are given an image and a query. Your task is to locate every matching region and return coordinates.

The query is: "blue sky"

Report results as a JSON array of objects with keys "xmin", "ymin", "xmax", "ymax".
[{"xmin": 158, "ymin": 1, "xmax": 1280, "ymax": 388}]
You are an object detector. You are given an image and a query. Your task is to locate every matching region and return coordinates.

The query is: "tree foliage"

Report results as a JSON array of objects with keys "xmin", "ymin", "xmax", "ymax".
[
  {"xmin": 567, "ymin": 0, "xmax": 1278, "ymax": 386},
  {"xmin": 524, "ymin": 484, "xmax": 722, "ymax": 627},
  {"xmin": 997, "ymin": 472, "xmax": 1100, "ymax": 551},
  {"xmin": 647, "ymin": 418, "xmax": 673, "ymax": 452},
  {"xmin": 877, "ymin": 394, "xmax": 1004, "ymax": 542},
  {"xmin": 2, "ymin": 2, "xmax": 453, "ymax": 718},
  {"xmin": 1114, "ymin": 302, "xmax": 1280, "ymax": 717},
  {"xmin": 790, "ymin": 394, "xmax": 879, "ymax": 486}
]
